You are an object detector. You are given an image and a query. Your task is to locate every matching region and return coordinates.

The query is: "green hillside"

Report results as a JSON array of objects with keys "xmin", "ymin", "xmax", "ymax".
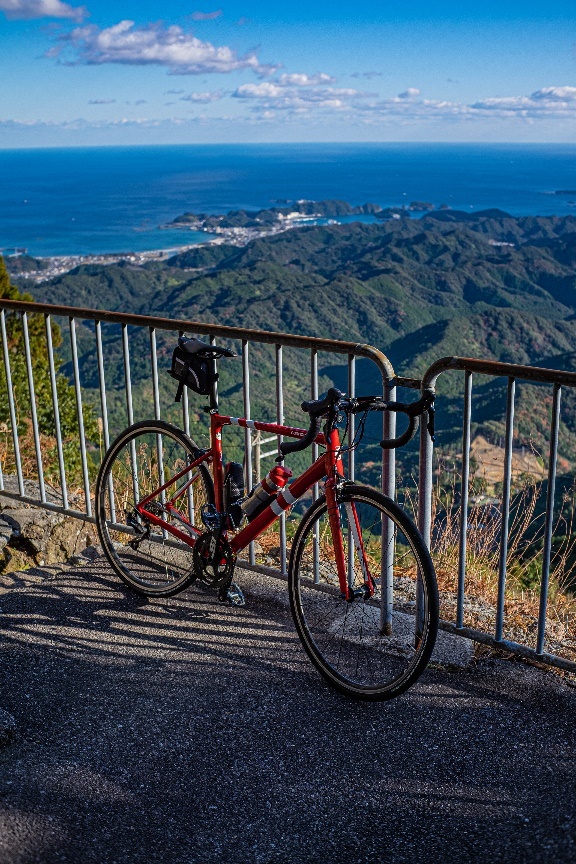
[{"xmin": 10, "ymin": 208, "xmax": 576, "ymax": 476}]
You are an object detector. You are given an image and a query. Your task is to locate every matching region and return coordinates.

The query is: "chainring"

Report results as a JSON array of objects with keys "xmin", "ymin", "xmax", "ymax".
[{"xmin": 192, "ymin": 531, "xmax": 236, "ymax": 589}]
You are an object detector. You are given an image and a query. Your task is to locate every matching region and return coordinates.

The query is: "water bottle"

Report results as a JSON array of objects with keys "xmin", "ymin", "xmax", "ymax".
[{"xmin": 240, "ymin": 465, "xmax": 293, "ymax": 522}]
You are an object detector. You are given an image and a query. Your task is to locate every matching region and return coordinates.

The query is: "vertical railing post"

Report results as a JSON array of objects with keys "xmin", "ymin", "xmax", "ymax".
[
  {"xmin": 311, "ymin": 349, "xmax": 320, "ymax": 583},
  {"xmin": 347, "ymin": 355, "xmax": 356, "ymax": 586},
  {"xmin": 22, "ymin": 311, "xmax": 46, "ymax": 503},
  {"xmin": 95, "ymin": 321, "xmax": 111, "ymax": 454},
  {"xmin": 416, "ymin": 394, "xmax": 434, "ymax": 640},
  {"xmin": 150, "ymin": 327, "xmax": 166, "ymax": 522},
  {"xmin": 536, "ymin": 383, "xmax": 561, "ymax": 655},
  {"xmin": 208, "ymin": 335, "xmax": 220, "ymax": 411},
  {"xmin": 242, "ymin": 340, "xmax": 254, "ymax": 565},
  {"xmin": 179, "ymin": 331, "xmax": 195, "ymax": 526},
  {"xmin": 45, "ymin": 314, "xmax": 68, "ymax": 509},
  {"xmin": 0, "ymin": 310, "xmax": 24, "ymax": 495},
  {"xmin": 96, "ymin": 319, "xmax": 115, "ymax": 522},
  {"xmin": 122, "ymin": 323, "xmax": 139, "ymax": 505},
  {"xmin": 456, "ymin": 371, "xmax": 473, "ymax": 629},
  {"xmin": 380, "ymin": 379, "xmax": 396, "ymax": 634},
  {"xmin": 276, "ymin": 344, "xmax": 287, "ymax": 574},
  {"xmin": 495, "ymin": 377, "xmax": 516, "ymax": 642},
  {"xmin": 69, "ymin": 317, "xmax": 92, "ymax": 517}
]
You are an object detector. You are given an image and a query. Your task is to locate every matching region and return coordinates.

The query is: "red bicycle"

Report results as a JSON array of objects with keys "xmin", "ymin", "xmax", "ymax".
[{"xmin": 95, "ymin": 337, "xmax": 438, "ymax": 700}]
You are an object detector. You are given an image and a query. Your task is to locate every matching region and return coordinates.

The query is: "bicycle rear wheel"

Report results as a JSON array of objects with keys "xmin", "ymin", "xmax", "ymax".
[
  {"xmin": 288, "ymin": 484, "xmax": 438, "ymax": 700},
  {"xmin": 96, "ymin": 420, "xmax": 214, "ymax": 597}
]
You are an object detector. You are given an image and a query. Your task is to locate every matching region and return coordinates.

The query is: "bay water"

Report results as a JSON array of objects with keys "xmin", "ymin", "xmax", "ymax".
[{"xmin": 2, "ymin": 142, "xmax": 576, "ymax": 257}]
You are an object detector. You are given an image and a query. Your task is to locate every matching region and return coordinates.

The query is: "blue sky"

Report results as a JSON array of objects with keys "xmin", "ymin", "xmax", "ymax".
[{"xmin": 2, "ymin": 0, "xmax": 576, "ymax": 146}]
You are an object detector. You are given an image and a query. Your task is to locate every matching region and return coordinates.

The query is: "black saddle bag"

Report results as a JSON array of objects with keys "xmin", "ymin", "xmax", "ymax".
[{"xmin": 168, "ymin": 345, "xmax": 218, "ymax": 401}]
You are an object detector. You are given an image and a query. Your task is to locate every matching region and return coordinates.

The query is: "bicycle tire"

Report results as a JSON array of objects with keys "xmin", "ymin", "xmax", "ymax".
[
  {"xmin": 96, "ymin": 420, "xmax": 214, "ymax": 597},
  {"xmin": 288, "ymin": 483, "xmax": 438, "ymax": 700}
]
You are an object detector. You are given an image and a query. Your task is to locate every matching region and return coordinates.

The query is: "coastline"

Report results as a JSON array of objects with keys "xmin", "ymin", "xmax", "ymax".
[
  {"xmin": 4, "ymin": 143, "xmax": 576, "ymax": 261},
  {"xmin": 4, "ymin": 210, "xmax": 348, "ymax": 283},
  {"xmin": 4, "ymin": 241, "xmax": 218, "ymax": 284},
  {"xmin": 6, "ymin": 194, "xmax": 576, "ymax": 285}
]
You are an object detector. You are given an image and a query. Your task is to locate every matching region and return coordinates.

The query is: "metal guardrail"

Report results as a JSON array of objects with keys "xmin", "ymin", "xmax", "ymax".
[
  {"xmin": 419, "ymin": 356, "xmax": 576, "ymax": 673},
  {"xmin": 1, "ymin": 298, "xmax": 575, "ymax": 674},
  {"xmin": 0, "ymin": 298, "xmax": 395, "ymax": 578}
]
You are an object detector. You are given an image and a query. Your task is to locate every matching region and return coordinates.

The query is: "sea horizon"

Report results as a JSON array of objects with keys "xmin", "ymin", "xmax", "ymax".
[{"xmin": 2, "ymin": 142, "xmax": 576, "ymax": 257}]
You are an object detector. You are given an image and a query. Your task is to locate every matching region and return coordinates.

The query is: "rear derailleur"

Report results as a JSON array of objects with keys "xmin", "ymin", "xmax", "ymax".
[{"xmin": 126, "ymin": 509, "xmax": 150, "ymax": 550}]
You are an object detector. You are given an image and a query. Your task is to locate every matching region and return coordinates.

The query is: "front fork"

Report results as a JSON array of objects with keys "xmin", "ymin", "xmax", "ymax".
[{"xmin": 325, "ymin": 479, "xmax": 375, "ymax": 603}]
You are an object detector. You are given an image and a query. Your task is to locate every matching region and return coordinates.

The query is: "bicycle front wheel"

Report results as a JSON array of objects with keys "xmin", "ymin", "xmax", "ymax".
[
  {"xmin": 96, "ymin": 420, "xmax": 214, "ymax": 597},
  {"xmin": 288, "ymin": 484, "xmax": 438, "ymax": 700}
]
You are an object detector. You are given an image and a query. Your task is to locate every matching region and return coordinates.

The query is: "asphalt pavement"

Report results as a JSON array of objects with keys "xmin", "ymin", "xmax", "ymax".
[{"xmin": 0, "ymin": 556, "xmax": 575, "ymax": 864}]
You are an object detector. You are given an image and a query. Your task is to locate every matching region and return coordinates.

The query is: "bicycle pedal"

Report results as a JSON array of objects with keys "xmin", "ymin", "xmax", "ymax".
[{"xmin": 218, "ymin": 582, "xmax": 245, "ymax": 607}]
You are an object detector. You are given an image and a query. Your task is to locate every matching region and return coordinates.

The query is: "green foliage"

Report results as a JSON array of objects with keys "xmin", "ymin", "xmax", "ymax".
[
  {"xmin": 0, "ymin": 256, "xmax": 98, "ymax": 487},
  {"xmin": 23, "ymin": 208, "xmax": 576, "ymax": 486}
]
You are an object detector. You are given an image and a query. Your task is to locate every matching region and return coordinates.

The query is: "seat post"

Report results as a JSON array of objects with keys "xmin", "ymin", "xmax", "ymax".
[{"xmin": 209, "ymin": 356, "xmax": 219, "ymax": 411}]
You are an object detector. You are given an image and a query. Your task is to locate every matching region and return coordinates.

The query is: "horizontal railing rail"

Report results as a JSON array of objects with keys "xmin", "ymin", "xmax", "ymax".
[{"xmin": 0, "ymin": 298, "xmax": 395, "ymax": 378}]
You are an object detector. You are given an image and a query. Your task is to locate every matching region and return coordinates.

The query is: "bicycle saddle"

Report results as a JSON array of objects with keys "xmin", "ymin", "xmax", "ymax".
[{"xmin": 178, "ymin": 336, "xmax": 236, "ymax": 358}]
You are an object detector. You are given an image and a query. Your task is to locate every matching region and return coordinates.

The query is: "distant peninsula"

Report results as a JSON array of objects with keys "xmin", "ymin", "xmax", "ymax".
[{"xmin": 164, "ymin": 197, "xmax": 458, "ymax": 245}]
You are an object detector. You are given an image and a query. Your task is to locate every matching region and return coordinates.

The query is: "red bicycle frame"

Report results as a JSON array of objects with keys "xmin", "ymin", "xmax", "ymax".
[{"xmin": 135, "ymin": 412, "xmax": 374, "ymax": 599}]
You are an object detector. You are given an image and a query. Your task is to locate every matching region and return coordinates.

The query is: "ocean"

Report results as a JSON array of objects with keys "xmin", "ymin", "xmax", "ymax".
[{"xmin": 2, "ymin": 143, "xmax": 576, "ymax": 257}]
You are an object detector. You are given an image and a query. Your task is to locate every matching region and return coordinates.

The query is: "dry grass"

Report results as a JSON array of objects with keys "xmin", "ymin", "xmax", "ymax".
[
  {"xmin": 428, "ymin": 465, "xmax": 576, "ymax": 661},
  {"xmin": 2, "ymin": 421, "xmax": 575, "ymax": 664}
]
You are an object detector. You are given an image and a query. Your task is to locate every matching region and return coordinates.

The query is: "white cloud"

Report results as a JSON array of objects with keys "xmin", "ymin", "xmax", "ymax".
[
  {"xmin": 88, "ymin": 98, "xmax": 115, "ymax": 104},
  {"xmin": 57, "ymin": 19, "xmax": 266, "ymax": 75},
  {"xmin": 0, "ymin": 0, "xmax": 85, "ymax": 19},
  {"xmin": 7, "ymin": 82, "xmax": 576, "ymax": 139},
  {"xmin": 364, "ymin": 94, "xmax": 472, "ymax": 121},
  {"xmin": 232, "ymin": 76, "xmax": 371, "ymax": 112},
  {"xmin": 531, "ymin": 86, "xmax": 576, "ymax": 101},
  {"xmin": 234, "ymin": 82, "xmax": 284, "ymax": 98},
  {"xmin": 343, "ymin": 84, "xmax": 576, "ymax": 124},
  {"xmin": 180, "ymin": 90, "xmax": 224, "ymax": 103},
  {"xmin": 472, "ymin": 86, "xmax": 576, "ymax": 117},
  {"xmin": 190, "ymin": 9, "xmax": 222, "ymax": 21},
  {"xmin": 278, "ymin": 72, "xmax": 335, "ymax": 86}
]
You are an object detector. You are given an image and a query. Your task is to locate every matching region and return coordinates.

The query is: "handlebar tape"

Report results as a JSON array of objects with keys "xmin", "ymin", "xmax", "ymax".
[
  {"xmin": 278, "ymin": 415, "xmax": 323, "ymax": 458},
  {"xmin": 301, "ymin": 387, "xmax": 342, "ymax": 416},
  {"xmin": 380, "ymin": 390, "xmax": 435, "ymax": 450}
]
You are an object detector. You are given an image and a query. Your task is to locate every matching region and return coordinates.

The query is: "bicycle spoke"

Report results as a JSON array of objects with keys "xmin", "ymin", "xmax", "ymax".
[
  {"xmin": 97, "ymin": 422, "xmax": 214, "ymax": 596},
  {"xmin": 289, "ymin": 485, "xmax": 438, "ymax": 699}
]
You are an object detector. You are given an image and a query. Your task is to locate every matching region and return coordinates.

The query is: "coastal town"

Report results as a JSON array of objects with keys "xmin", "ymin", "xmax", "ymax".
[{"xmin": 3, "ymin": 246, "xmax": 197, "ymax": 284}]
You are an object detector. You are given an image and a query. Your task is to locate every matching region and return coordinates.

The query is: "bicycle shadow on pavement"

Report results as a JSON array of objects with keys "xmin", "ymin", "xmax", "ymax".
[{"xmin": 1, "ymin": 558, "xmax": 575, "ymax": 864}]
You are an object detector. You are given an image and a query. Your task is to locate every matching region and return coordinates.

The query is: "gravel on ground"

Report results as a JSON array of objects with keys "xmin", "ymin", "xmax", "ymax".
[{"xmin": 0, "ymin": 557, "xmax": 575, "ymax": 864}]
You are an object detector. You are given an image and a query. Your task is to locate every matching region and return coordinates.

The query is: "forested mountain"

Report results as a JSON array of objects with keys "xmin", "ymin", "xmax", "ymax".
[{"xmin": 14, "ymin": 208, "xmax": 576, "ymax": 473}]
